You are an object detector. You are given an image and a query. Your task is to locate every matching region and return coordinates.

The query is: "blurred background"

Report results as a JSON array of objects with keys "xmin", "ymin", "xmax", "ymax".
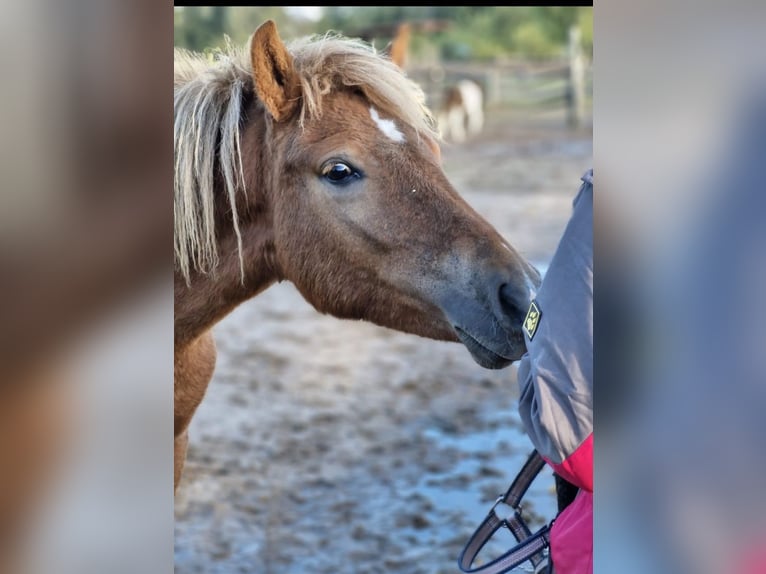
[
  {"xmin": 174, "ymin": 6, "xmax": 593, "ymax": 59},
  {"xmin": 173, "ymin": 6, "xmax": 592, "ymax": 574},
  {"xmin": 174, "ymin": 6, "xmax": 592, "ymax": 130}
]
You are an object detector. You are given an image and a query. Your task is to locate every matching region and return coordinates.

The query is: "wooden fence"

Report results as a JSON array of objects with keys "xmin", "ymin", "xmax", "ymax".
[
  {"xmin": 408, "ymin": 59, "xmax": 592, "ymax": 124},
  {"xmin": 408, "ymin": 28, "xmax": 592, "ymax": 128}
]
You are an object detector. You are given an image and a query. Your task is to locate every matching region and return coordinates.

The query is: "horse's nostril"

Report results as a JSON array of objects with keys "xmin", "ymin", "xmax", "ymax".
[{"xmin": 499, "ymin": 282, "xmax": 529, "ymax": 327}]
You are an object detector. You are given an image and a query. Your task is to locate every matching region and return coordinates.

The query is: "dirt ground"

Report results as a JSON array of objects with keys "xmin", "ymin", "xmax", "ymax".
[{"xmin": 174, "ymin": 105, "xmax": 593, "ymax": 574}]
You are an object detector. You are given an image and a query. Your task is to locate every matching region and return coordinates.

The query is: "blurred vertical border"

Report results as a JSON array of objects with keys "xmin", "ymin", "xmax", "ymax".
[
  {"xmin": 0, "ymin": 0, "xmax": 172, "ymax": 572},
  {"xmin": 596, "ymin": 1, "xmax": 766, "ymax": 573}
]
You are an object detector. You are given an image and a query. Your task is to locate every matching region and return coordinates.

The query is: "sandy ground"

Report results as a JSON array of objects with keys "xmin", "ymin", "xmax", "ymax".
[{"xmin": 174, "ymin": 105, "xmax": 593, "ymax": 574}]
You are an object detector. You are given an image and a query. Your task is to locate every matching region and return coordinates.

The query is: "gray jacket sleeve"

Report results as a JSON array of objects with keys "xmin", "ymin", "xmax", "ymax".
[{"xmin": 515, "ymin": 170, "xmax": 593, "ymax": 464}]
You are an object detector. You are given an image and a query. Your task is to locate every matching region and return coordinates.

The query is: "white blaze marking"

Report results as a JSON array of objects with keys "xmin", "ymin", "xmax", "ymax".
[{"xmin": 369, "ymin": 107, "xmax": 404, "ymax": 143}]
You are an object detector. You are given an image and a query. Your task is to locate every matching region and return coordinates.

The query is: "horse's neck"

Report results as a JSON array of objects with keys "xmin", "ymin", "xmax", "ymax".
[{"xmin": 174, "ymin": 219, "xmax": 280, "ymax": 349}]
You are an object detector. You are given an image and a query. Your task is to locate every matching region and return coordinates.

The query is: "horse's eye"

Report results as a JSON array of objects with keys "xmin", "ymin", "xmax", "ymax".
[{"xmin": 322, "ymin": 162, "xmax": 360, "ymax": 185}]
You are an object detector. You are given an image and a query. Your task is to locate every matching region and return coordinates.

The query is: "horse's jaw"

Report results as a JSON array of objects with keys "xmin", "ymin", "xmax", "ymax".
[{"xmin": 453, "ymin": 327, "xmax": 519, "ymax": 370}]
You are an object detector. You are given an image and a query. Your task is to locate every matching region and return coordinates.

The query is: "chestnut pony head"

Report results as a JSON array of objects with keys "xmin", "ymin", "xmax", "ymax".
[{"xmin": 174, "ymin": 21, "xmax": 540, "ymax": 368}]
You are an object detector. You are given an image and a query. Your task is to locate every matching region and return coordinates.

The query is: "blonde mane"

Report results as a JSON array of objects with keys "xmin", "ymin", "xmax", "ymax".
[{"xmin": 174, "ymin": 32, "xmax": 439, "ymax": 284}]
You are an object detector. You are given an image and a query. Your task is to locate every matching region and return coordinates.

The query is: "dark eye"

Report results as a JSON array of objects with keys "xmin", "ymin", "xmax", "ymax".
[{"xmin": 322, "ymin": 162, "xmax": 361, "ymax": 186}]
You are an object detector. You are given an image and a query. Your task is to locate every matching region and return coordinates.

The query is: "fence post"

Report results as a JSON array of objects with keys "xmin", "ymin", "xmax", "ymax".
[
  {"xmin": 488, "ymin": 68, "xmax": 503, "ymax": 109},
  {"xmin": 567, "ymin": 25, "xmax": 587, "ymax": 128}
]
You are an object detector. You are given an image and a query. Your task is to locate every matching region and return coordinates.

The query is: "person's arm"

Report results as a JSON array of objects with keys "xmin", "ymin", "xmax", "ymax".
[{"xmin": 515, "ymin": 170, "xmax": 593, "ymax": 492}]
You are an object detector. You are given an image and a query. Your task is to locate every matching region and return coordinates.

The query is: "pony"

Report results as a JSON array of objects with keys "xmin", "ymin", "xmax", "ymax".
[
  {"xmin": 437, "ymin": 79, "xmax": 485, "ymax": 144},
  {"xmin": 173, "ymin": 20, "xmax": 541, "ymax": 491}
]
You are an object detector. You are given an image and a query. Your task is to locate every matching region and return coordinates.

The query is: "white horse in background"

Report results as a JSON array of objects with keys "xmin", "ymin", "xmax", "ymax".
[{"xmin": 438, "ymin": 79, "xmax": 484, "ymax": 143}]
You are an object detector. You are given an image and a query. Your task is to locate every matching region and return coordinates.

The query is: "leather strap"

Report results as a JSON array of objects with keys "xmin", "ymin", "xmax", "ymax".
[{"xmin": 457, "ymin": 450, "xmax": 552, "ymax": 574}]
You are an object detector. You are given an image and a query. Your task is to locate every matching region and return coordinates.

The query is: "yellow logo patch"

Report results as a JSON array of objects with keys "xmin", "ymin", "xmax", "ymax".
[{"xmin": 523, "ymin": 300, "xmax": 542, "ymax": 340}]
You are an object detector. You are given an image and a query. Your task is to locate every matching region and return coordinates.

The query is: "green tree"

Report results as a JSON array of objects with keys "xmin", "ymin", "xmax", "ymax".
[
  {"xmin": 174, "ymin": 7, "xmax": 317, "ymax": 53},
  {"xmin": 174, "ymin": 6, "xmax": 593, "ymax": 62},
  {"xmin": 174, "ymin": 7, "xmax": 228, "ymax": 53}
]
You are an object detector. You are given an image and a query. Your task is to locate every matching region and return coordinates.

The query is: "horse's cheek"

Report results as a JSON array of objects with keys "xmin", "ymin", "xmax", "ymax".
[{"xmin": 275, "ymin": 207, "xmax": 329, "ymax": 288}]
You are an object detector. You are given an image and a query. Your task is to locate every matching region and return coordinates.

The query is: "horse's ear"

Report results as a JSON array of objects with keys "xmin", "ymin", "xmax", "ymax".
[
  {"xmin": 250, "ymin": 20, "xmax": 301, "ymax": 122},
  {"xmin": 382, "ymin": 23, "xmax": 410, "ymax": 69}
]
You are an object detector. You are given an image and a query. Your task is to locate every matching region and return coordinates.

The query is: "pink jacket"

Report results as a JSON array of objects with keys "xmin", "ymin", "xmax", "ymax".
[{"xmin": 544, "ymin": 434, "xmax": 593, "ymax": 574}]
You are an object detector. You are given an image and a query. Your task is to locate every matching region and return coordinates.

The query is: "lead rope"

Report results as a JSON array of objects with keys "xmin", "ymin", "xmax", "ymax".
[{"xmin": 457, "ymin": 450, "xmax": 553, "ymax": 574}]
